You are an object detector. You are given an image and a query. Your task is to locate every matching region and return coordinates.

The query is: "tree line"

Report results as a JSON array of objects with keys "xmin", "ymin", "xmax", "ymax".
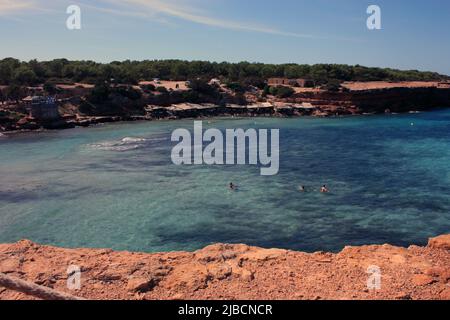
[{"xmin": 0, "ymin": 57, "xmax": 448, "ymax": 87}]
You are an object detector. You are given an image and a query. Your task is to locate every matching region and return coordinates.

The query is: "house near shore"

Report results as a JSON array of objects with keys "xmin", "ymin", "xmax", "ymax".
[
  {"xmin": 23, "ymin": 96, "xmax": 60, "ymax": 121},
  {"xmin": 268, "ymin": 78, "xmax": 315, "ymax": 88},
  {"xmin": 209, "ymin": 78, "xmax": 221, "ymax": 86}
]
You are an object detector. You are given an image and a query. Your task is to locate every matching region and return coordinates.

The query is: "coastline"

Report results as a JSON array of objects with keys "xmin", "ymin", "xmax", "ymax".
[
  {"xmin": 0, "ymin": 106, "xmax": 446, "ymax": 137},
  {"xmin": 1, "ymin": 235, "xmax": 449, "ymax": 300},
  {"xmin": 2, "ymin": 82, "xmax": 450, "ymax": 134},
  {"xmin": 0, "ymin": 113, "xmax": 347, "ymax": 136},
  {"xmin": 1, "ymin": 102, "xmax": 348, "ymax": 135}
]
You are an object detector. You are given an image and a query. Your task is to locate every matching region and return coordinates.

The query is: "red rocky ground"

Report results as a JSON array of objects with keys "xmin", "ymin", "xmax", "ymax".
[{"xmin": 0, "ymin": 235, "xmax": 449, "ymax": 300}]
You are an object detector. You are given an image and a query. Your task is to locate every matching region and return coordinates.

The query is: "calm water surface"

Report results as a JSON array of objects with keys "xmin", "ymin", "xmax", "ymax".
[{"xmin": 0, "ymin": 110, "xmax": 449, "ymax": 252}]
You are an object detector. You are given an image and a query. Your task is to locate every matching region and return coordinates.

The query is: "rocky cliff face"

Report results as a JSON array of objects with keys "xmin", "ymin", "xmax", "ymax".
[
  {"xmin": 292, "ymin": 87, "xmax": 450, "ymax": 114},
  {"xmin": 2, "ymin": 86, "xmax": 450, "ymax": 132},
  {"xmin": 0, "ymin": 235, "xmax": 449, "ymax": 300}
]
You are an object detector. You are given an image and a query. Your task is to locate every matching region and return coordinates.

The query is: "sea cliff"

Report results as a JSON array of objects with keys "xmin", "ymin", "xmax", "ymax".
[{"xmin": 1, "ymin": 83, "xmax": 450, "ymax": 133}]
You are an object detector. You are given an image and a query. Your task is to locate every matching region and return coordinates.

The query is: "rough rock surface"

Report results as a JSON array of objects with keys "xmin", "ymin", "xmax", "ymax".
[{"xmin": 0, "ymin": 236, "xmax": 449, "ymax": 300}]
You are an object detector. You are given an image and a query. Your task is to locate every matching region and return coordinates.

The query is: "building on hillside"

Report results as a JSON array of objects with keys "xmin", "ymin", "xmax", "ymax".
[
  {"xmin": 268, "ymin": 78, "xmax": 315, "ymax": 88},
  {"xmin": 268, "ymin": 78, "xmax": 290, "ymax": 86},
  {"xmin": 23, "ymin": 96, "xmax": 60, "ymax": 121},
  {"xmin": 209, "ymin": 78, "xmax": 221, "ymax": 86}
]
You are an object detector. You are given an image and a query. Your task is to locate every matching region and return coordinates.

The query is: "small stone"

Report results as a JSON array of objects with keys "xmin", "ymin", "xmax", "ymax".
[
  {"xmin": 439, "ymin": 287, "xmax": 450, "ymax": 300},
  {"xmin": 412, "ymin": 274, "xmax": 436, "ymax": 286},
  {"xmin": 169, "ymin": 293, "xmax": 184, "ymax": 300},
  {"xmin": 0, "ymin": 259, "xmax": 21, "ymax": 273},
  {"xmin": 425, "ymin": 267, "xmax": 450, "ymax": 282},
  {"xmin": 395, "ymin": 293, "xmax": 412, "ymax": 300},
  {"xmin": 313, "ymin": 252, "xmax": 333, "ymax": 263},
  {"xmin": 240, "ymin": 269, "xmax": 255, "ymax": 282},
  {"xmin": 208, "ymin": 264, "xmax": 232, "ymax": 280},
  {"xmin": 126, "ymin": 276, "xmax": 156, "ymax": 293},
  {"xmin": 179, "ymin": 272, "xmax": 209, "ymax": 291},
  {"xmin": 244, "ymin": 249, "xmax": 287, "ymax": 262}
]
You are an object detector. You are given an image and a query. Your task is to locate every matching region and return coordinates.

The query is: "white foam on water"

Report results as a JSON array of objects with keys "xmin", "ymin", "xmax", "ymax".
[
  {"xmin": 121, "ymin": 137, "xmax": 147, "ymax": 143},
  {"xmin": 88, "ymin": 137, "xmax": 147, "ymax": 151}
]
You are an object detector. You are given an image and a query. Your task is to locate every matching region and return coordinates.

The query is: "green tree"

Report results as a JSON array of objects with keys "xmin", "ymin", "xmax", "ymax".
[
  {"xmin": 88, "ymin": 82, "xmax": 110, "ymax": 103},
  {"xmin": 6, "ymin": 85, "xmax": 26, "ymax": 102},
  {"xmin": 325, "ymin": 79, "xmax": 342, "ymax": 92},
  {"xmin": 0, "ymin": 58, "xmax": 447, "ymax": 87},
  {"xmin": 44, "ymin": 81, "xmax": 58, "ymax": 95},
  {"xmin": 0, "ymin": 58, "xmax": 20, "ymax": 84},
  {"xmin": 12, "ymin": 66, "xmax": 37, "ymax": 85},
  {"xmin": 269, "ymin": 86, "xmax": 295, "ymax": 98}
]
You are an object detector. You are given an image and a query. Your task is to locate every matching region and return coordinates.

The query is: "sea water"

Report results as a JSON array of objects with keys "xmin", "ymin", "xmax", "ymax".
[{"xmin": 0, "ymin": 110, "xmax": 449, "ymax": 253}]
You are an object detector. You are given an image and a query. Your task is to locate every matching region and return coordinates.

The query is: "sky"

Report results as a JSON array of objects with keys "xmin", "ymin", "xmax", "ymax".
[{"xmin": 0, "ymin": 0, "xmax": 449, "ymax": 75}]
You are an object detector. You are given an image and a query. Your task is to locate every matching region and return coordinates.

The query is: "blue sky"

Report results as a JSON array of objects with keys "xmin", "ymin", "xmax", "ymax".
[{"xmin": 1, "ymin": 0, "xmax": 449, "ymax": 74}]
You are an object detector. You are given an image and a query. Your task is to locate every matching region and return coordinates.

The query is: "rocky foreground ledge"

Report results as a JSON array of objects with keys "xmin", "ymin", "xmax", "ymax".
[{"xmin": 0, "ymin": 236, "xmax": 449, "ymax": 300}]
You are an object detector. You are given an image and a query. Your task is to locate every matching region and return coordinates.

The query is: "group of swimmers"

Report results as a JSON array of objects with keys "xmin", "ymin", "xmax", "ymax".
[
  {"xmin": 229, "ymin": 182, "xmax": 329, "ymax": 193},
  {"xmin": 300, "ymin": 185, "xmax": 330, "ymax": 193}
]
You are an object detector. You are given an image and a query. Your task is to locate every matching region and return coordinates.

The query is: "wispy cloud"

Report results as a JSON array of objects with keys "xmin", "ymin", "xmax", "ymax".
[
  {"xmin": 79, "ymin": 1, "xmax": 173, "ymax": 26},
  {"xmin": 98, "ymin": 0, "xmax": 318, "ymax": 38},
  {"xmin": 0, "ymin": 0, "xmax": 36, "ymax": 15},
  {"xmin": 0, "ymin": 0, "xmax": 341, "ymax": 40}
]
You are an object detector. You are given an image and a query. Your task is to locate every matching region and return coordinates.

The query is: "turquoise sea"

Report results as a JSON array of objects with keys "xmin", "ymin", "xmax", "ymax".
[{"xmin": 0, "ymin": 110, "xmax": 449, "ymax": 253}]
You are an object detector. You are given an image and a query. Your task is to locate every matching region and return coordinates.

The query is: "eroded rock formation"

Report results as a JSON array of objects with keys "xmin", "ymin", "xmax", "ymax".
[{"xmin": 0, "ymin": 235, "xmax": 449, "ymax": 300}]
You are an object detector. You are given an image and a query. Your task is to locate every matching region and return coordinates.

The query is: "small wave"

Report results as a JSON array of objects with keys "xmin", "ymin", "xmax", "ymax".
[
  {"xmin": 88, "ymin": 136, "xmax": 147, "ymax": 152},
  {"xmin": 121, "ymin": 137, "xmax": 147, "ymax": 143},
  {"xmin": 89, "ymin": 144, "xmax": 141, "ymax": 152},
  {"xmin": 146, "ymin": 137, "xmax": 168, "ymax": 142}
]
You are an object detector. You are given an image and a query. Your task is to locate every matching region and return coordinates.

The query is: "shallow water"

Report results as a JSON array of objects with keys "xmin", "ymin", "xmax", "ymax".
[{"xmin": 0, "ymin": 110, "xmax": 449, "ymax": 253}]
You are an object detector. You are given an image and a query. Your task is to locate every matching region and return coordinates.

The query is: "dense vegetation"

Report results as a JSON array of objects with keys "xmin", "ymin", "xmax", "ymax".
[
  {"xmin": 263, "ymin": 85, "xmax": 295, "ymax": 98},
  {"xmin": 0, "ymin": 58, "xmax": 448, "ymax": 86}
]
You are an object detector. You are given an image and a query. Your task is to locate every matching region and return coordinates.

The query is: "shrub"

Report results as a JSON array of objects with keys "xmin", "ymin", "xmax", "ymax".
[
  {"xmin": 324, "ymin": 80, "xmax": 342, "ymax": 92},
  {"xmin": 226, "ymin": 82, "xmax": 246, "ymax": 93},
  {"xmin": 269, "ymin": 86, "xmax": 295, "ymax": 98},
  {"xmin": 156, "ymin": 86, "xmax": 168, "ymax": 93},
  {"xmin": 140, "ymin": 84, "xmax": 156, "ymax": 92}
]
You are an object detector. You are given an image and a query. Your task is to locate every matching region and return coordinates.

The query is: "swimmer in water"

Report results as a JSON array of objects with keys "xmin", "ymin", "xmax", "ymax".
[
  {"xmin": 320, "ymin": 185, "xmax": 329, "ymax": 193},
  {"xmin": 229, "ymin": 183, "xmax": 236, "ymax": 190},
  {"xmin": 299, "ymin": 186, "xmax": 306, "ymax": 192}
]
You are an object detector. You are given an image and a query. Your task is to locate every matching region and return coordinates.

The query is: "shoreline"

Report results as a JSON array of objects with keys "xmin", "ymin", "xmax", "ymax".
[
  {"xmin": 0, "ymin": 235, "xmax": 449, "ymax": 300},
  {"xmin": 0, "ymin": 106, "xmax": 445, "ymax": 137},
  {"xmin": 2, "ymin": 82, "xmax": 450, "ymax": 134}
]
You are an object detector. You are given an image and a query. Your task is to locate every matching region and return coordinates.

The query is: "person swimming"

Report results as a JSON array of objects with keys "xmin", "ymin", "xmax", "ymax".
[
  {"xmin": 299, "ymin": 185, "xmax": 306, "ymax": 192},
  {"xmin": 229, "ymin": 182, "xmax": 237, "ymax": 191},
  {"xmin": 320, "ymin": 185, "xmax": 329, "ymax": 193}
]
